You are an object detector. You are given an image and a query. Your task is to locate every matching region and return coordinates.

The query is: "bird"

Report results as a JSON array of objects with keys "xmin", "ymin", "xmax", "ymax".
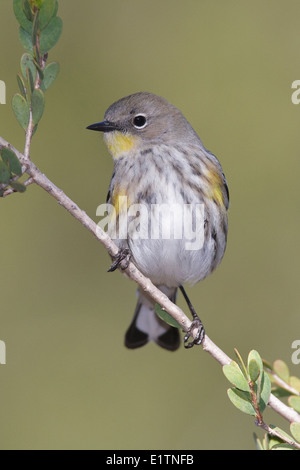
[{"xmin": 87, "ymin": 92, "xmax": 229, "ymax": 351}]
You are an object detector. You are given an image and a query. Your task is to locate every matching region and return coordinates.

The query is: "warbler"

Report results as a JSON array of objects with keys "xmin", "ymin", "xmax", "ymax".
[{"xmin": 87, "ymin": 92, "xmax": 229, "ymax": 351}]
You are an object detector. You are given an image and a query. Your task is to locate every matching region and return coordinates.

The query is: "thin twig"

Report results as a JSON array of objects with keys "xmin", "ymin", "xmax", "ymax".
[
  {"xmin": 249, "ymin": 378, "xmax": 300, "ymax": 449},
  {"xmin": 255, "ymin": 420, "xmax": 300, "ymax": 449},
  {"xmin": 1, "ymin": 176, "xmax": 34, "ymax": 198}
]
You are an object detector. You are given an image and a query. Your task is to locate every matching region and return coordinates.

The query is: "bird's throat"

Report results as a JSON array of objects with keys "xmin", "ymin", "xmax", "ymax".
[{"xmin": 104, "ymin": 131, "xmax": 138, "ymax": 159}]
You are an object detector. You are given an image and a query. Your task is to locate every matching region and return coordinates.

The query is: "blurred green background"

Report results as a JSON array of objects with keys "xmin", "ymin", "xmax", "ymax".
[{"xmin": 0, "ymin": 0, "xmax": 300, "ymax": 450}]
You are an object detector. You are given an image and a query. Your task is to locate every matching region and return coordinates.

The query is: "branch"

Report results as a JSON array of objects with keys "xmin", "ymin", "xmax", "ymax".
[
  {"xmin": 0, "ymin": 135, "xmax": 299, "ymax": 429},
  {"xmin": 256, "ymin": 420, "xmax": 300, "ymax": 450}
]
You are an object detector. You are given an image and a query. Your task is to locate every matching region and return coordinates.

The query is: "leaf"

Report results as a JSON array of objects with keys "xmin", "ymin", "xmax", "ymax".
[
  {"xmin": 270, "ymin": 443, "xmax": 295, "ymax": 450},
  {"xmin": 154, "ymin": 303, "xmax": 181, "ymax": 329},
  {"xmin": 271, "ymin": 386, "xmax": 291, "ymax": 399},
  {"xmin": 1, "ymin": 148, "xmax": 22, "ymax": 176},
  {"xmin": 13, "ymin": 0, "xmax": 33, "ymax": 34},
  {"xmin": 23, "ymin": 0, "xmax": 34, "ymax": 21},
  {"xmin": 10, "ymin": 181, "xmax": 26, "ymax": 193},
  {"xmin": 269, "ymin": 425, "xmax": 295, "ymax": 444},
  {"xmin": 262, "ymin": 433, "xmax": 270, "ymax": 450},
  {"xmin": 288, "ymin": 396, "xmax": 300, "ymax": 413},
  {"xmin": 40, "ymin": 62, "xmax": 59, "ymax": 91},
  {"xmin": 19, "ymin": 27, "xmax": 33, "ymax": 53},
  {"xmin": 259, "ymin": 371, "xmax": 272, "ymax": 413},
  {"xmin": 268, "ymin": 435, "xmax": 283, "ymax": 449},
  {"xmin": 12, "ymin": 93, "xmax": 30, "ymax": 130},
  {"xmin": 0, "ymin": 161, "xmax": 10, "ymax": 184},
  {"xmin": 248, "ymin": 360, "xmax": 260, "ymax": 383},
  {"xmin": 290, "ymin": 422, "xmax": 300, "ymax": 443},
  {"xmin": 253, "ymin": 433, "xmax": 264, "ymax": 450},
  {"xmin": 228, "ymin": 360, "xmax": 242, "ymax": 371},
  {"xmin": 262, "ymin": 358, "xmax": 273, "ymax": 371},
  {"xmin": 33, "ymin": 0, "xmax": 44, "ymax": 8},
  {"xmin": 39, "ymin": 0, "xmax": 58, "ymax": 30},
  {"xmin": 31, "ymin": 88, "xmax": 45, "ymax": 125},
  {"xmin": 20, "ymin": 53, "xmax": 37, "ymax": 82},
  {"xmin": 290, "ymin": 376, "xmax": 300, "ymax": 393},
  {"xmin": 234, "ymin": 348, "xmax": 248, "ymax": 378},
  {"xmin": 34, "ymin": 54, "xmax": 44, "ymax": 80},
  {"xmin": 27, "ymin": 66, "xmax": 35, "ymax": 94},
  {"xmin": 32, "ymin": 124, "xmax": 38, "ymax": 136},
  {"xmin": 247, "ymin": 350, "xmax": 263, "ymax": 383},
  {"xmin": 32, "ymin": 10, "xmax": 40, "ymax": 48},
  {"xmin": 39, "ymin": 16, "xmax": 63, "ymax": 54},
  {"xmin": 227, "ymin": 388, "xmax": 256, "ymax": 416},
  {"xmin": 17, "ymin": 73, "xmax": 27, "ymax": 99},
  {"xmin": 223, "ymin": 364, "xmax": 250, "ymax": 391},
  {"xmin": 273, "ymin": 360, "xmax": 290, "ymax": 383}
]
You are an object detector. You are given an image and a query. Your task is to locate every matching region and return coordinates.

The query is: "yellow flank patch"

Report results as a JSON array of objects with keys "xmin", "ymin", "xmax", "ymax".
[
  {"xmin": 212, "ymin": 185, "xmax": 224, "ymax": 206},
  {"xmin": 111, "ymin": 187, "xmax": 131, "ymax": 216},
  {"xmin": 206, "ymin": 168, "xmax": 224, "ymax": 206},
  {"xmin": 104, "ymin": 131, "xmax": 137, "ymax": 159}
]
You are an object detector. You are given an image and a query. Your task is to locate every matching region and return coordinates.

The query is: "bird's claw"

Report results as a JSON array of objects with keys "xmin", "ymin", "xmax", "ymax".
[
  {"xmin": 183, "ymin": 318, "xmax": 205, "ymax": 349},
  {"xmin": 108, "ymin": 248, "xmax": 131, "ymax": 272}
]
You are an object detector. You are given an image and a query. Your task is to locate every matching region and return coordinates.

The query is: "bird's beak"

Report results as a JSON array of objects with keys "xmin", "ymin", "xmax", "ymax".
[{"xmin": 86, "ymin": 120, "xmax": 117, "ymax": 133}]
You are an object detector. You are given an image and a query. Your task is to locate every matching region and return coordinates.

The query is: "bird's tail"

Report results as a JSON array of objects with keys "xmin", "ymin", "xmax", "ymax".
[{"xmin": 125, "ymin": 286, "xmax": 180, "ymax": 351}]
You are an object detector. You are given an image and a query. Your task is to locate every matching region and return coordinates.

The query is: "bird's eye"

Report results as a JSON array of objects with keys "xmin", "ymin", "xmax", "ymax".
[{"xmin": 133, "ymin": 114, "xmax": 147, "ymax": 129}]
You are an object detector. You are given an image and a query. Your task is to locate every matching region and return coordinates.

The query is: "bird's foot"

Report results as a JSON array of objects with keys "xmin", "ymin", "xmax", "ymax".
[
  {"xmin": 183, "ymin": 317, "xmax": 205, "ymax": 349},
  {"xmin": 108, "ymin": 248, "xmax": 131, "ymax": 272}
]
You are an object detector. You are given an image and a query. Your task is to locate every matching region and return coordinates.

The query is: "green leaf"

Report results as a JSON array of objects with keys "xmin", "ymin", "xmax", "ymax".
[
  {"xmin": 248, "ymin": 350, "xmax": 263, "ymax": 383},
  {"xmin": 39, "ymin": 16, "xmax": 62, "ymax": 54},
  {"xmin": 12, "ymin": 93, "xmax": 30, "ymax": 130},
  {"xmin": 273, "ymin": 359, "xmax": 290, "ymax": 383},
  {"xmin": 27, "ymin": 66, "xmax": 35, "ymax": 94},
  {"xmin": 234, "ymin": 348, "xmax": 248, "ymax": 378},
  {"xmin": 154, "ymin": 303, "xmax": 181, "ymax": 329},
  {"xmin": 1, "ymin": 148, "xmax": 22, "ymax": 176},
  {"xmin": 32, "ymin": 10, "xmax": 40, "ymax": 47},
  {"xmin": 228, "ymin": 360, "xmax": 242, "ymax": 371},
  {"xmin": 262, "ymin": 433, "xmax": 270, "ymax": 450},
  {"xmin": 248, "ymin": 359, "xmax": 260, "ymax": 383},
  {"xmin": 33, "ymin": 56, "xmax": 44, "ymax": 80},
  {"xmin": 270, "ymin": 443, "xmax": 295, "ymax": 450},
  {"xmin": 259, "ymin": 371, "xmax": 272, "ymax": 413},
  {"xmin": 288, "ymin": 396, "xmax": 300, "ymax": 413},
  {"xmin": 20, "ymin": 53, "xmax": 37, "ymax": 82},
  {"xmin": 271, "ymin": 386, "xmax": 291, "ymax": 399},
  {"xmin": 23, "ymin": 0, "xmax": 34, "ymax": 21},
  {"xmin": 31, "ymin": 88, "xmax": 45, "ymax": 125},
  {"xmin": 13, "ymin": 0, "xmax": 33, "ymax": 34},
  {"xmin": 223, "ymin": 364, "xmax": 250, "ymax": 391},
  {"xmin": 40, "ymin": 62, "xmax": 59, "ymax": 91},
  {"xmin": 33, "ymin": 47, "xmax": 43, "ymax": 77},
  {"xmin": 0, "ymin": 161, "xmax": 11, "ymax": 184},
  {"xmin": 269, "ymin": 425, "xmax": 295, "ymax": 444},
  {"xmin": 39, "ymin": 0, "xmax": 58, "ymax": 30},
  {"xmin": 32, "ymin": 0, "xmax": 43, "ymax": 8},
  {"xmin": 268, "ymin": 435, "xmax": 283, "ymax": 449},
  {"xmin": 227, "ymin": 388, "xmax": 256, "ymax": 416},
  {"xmin": 10, "ymin": 181, "xmax": 27, "ymax": 193},
  {"xmin": 32, "ymin": 124, "xmax": 38, "ymax": 136},
  {"xmin": 290, "ymin": 422, "xmax": 300, "ymax": 443},
  {"xmin": 290, "ymin": 376, "xmax": 300, "ymax": 393},
  {"xmin": 253, "ymin": 433, "xmax": 264, "ymax": 450},
  {"xmin": 17, "ymin": 73, "xmax": 27, "ymax": 99},
  {"xmin": 262, "ymin": 358, "xmax": 273, "ymax": 371},
  {"xmin": 19, "ymin": 27, "xmax": 33, "ymax": 53}
]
